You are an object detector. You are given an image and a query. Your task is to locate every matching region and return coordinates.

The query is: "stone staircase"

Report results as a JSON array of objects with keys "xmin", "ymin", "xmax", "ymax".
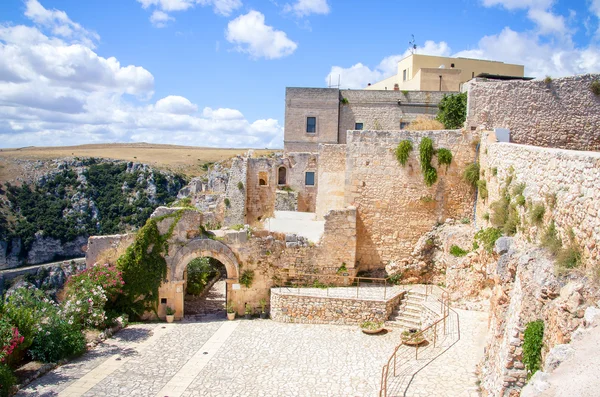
[{"xmin": 385, "ymin": 290, "xmax": 428, "ymax": 329}]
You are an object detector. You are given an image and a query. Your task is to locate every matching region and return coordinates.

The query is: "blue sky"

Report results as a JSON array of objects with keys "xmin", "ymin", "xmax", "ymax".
[{"xmin": 0, "ymin": 0, "xmax": 599, "ymax": 148}]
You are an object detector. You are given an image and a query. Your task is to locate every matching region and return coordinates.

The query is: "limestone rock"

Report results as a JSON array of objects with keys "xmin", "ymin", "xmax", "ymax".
[
  {"xmin": 520, "ymin": 371, "xmax": 550, "ymax": 397},
  {"xmin": 495, "ymin": 237, "xmax": 513, "ymax": 255},
  {"xmin": 544, "ymin": 344, "xmax": 575, "ymax": 373},
  {"xmin": 584, "ymin": 306, "xmax": 600, "ymax": 327}
]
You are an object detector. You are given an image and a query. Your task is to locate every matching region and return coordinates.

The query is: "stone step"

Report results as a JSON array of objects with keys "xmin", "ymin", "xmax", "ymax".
[
  {"xmin": 388, "ymin": 314, "xmax": 421, "ymax": 325},
  {"xmin": 397, "ymin": 311, "xmax": 421, "ymax": 320},
  {"xmin": 385, "ymin": 318, "xmax": 422, "ymax": 329}
]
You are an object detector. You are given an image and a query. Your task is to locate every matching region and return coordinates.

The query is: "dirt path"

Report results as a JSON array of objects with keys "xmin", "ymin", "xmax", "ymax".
[{"xmin": 184, "ymin": 278, "xmax": 227, "ymax": 319}]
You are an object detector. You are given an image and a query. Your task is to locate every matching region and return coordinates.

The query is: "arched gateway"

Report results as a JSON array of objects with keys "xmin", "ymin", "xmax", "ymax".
[{"xmin": 160, "ymin": 238, "xmax": 241, "ymax": 320}]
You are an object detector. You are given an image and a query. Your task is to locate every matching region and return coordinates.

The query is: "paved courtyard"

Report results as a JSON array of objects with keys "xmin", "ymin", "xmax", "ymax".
[{"xmin": 17, "ymin": 307, "xmax": 487, "ymax": 397}]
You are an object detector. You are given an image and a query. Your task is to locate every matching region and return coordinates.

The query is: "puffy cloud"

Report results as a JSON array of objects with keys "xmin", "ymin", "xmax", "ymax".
[
  {"xmin": 155, "ymin": 96, "xmax": 198, "ymax": 114},
  {"xmin": 24, "ymin": 0, "xmax": 99, "ymax": 47},
  {"xmin": 226, "ymin": 11, "xmax": 298, "ymax": 59},
  {"xmin": 284, "ymin": 0, "xmax": 330, "ymax": 17},
  {"xmin": 150, "ymin": 10, "xmax": 175, "ymax": 28},
  {"xmin": 137, "ymin": 0, "xmax": 242, "ymax": 26},
  {"xmin": 325, "ymin": 41, "xmax": 451, "ymax": 89},
  {"xmin": 0, "ymin": 3, "xmax": 283, "ymax": 149},
  {"xmin": 482, "ymin": 0, "xmax": 570, "ymax": 37}
]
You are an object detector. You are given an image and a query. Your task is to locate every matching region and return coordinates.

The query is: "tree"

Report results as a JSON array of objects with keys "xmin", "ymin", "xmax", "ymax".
[{"xmin": 436, "ymin": 92, "xmax": 467, "ymax": 129}]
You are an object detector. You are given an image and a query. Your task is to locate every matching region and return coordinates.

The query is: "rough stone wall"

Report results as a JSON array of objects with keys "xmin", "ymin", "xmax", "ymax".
[
  {"xmin": 338, "ymin": 90, "xmax": 446, "ymax": 144},
  {"xmin": 285, "ymin": 152, "xmax": 318, "ymax": 212},
  {"xmin": 246, "ymin": 157, "xmax": 278, "ymax": 225},
  {"xmin": 466, "ymin": 74, "xmax": 600, "ymax": 151},
  {"xmin": 224, "ymin": 156, "xmax": 247, "ymax": 226},
  {"xmin": 274, "ymin": 190, "xmax": 298, "ymax": 211},
  {"xmin": 284, "ymin": 88, "xmax": 340, "ymax": 153},
  {"xmin": 315, "ymin": 144, "xmax": 346, "ymax": 219},
  {"xmin": 477, "ymin": 136, "xmax": 600, "ymax": 266},
  {"xmin": 319, "ymin": 207, "xmax": 357, "ymax": 270},
  {"xmin": 344, "ymin": 129, "xmax": 476, "ymax": 270},
  {"xmin": 85, "ymin": 234, "xmax": 136, "ymax": 266},
  {"xmin": 270, "ymin": 289, "xmax": 405, "ymax": 325}
]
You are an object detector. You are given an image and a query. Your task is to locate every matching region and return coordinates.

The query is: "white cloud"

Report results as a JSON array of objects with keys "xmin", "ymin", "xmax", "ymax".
[
  {"xmin": 0, "ymin": 3, "xmax": 283, "ymax": 149},
  {"xmin": 325, "ymin": 41, "xmax": 451, "ymax": 89},
  {"xmin": 284, "ymin": 0, "xmax": 330, "ymax": 17},
  {"xmin": 137, "ymin": 0, "xmax": 242, "ymax": 26},
  {"xmin": 150, "ymin": 10, "xmax": 175, "ymax": 28},
  {"xmin": 226, "ymin": 11, "xmax": 298, "ymax": 59},
  {"xmin": 527, "ymin": 9, "xmax": 568, "ymax": 35},
  {"xmin": 24, "ymin": 0, "xmax": 99, "ymax": 47},
  {"xmin": 155, "ymin": 96, "xmax": 198, "ymax": 114}
]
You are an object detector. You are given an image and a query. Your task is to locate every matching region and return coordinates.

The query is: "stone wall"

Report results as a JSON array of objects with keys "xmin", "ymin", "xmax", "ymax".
[
  {"xmin": 224, "ymin": 156, "xmax": 247, "ymax": 227},
  {"xmin": 338, "ymin": 90, "xmax": 446, "ymax": 144},
  {"xmin": 275, "ymin": 190, "xmax": 298, "ymax": 211},
  {"xmin": 477, "ymin": 136, "xmax": 600, "ymax": 266},
  {"xmin": 246, "ymin": 157, "xmax": 278, "ymax": 225},
  {"xmin": 466, "ymin": 74, "xmax": 600, "ymax": 151},
  {"xmin": 285, "ymin": 152, "xmax": 318, "ymax": 212},
  {"xmin": 270, "ymin": 289, "xmax": 405, "ymax": 325},
  {"xmin": 315, "ymin": 144, "xmax": 346, "ymax": 219},
  {"xmin": 284, "ymin": 88, "xmax": 340, "ymax": 153},
  {"xmin": 344, "ymin": 129, "xmax": 476, "ymax": 270},
  {"xmin": 85, "ymin": 234, "xmax": 136, "ymax": 266}
]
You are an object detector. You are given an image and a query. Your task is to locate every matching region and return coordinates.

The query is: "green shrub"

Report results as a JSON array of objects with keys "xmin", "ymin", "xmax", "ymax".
[
  {"xmin": 0, "ymin": 364, "xmax": 16, "ymax": 397},
  {"xmin": 545, "ymin": 192, "xmax": 557, "ymax": 210},
  {"xmin": 186, "ymin": 257, "xmax": 216, "ymax": 296},
  {"xmin": 541, "ymin": 221, "xmax": 562, "ymax": 255},
  {"xmin": 224, "ymin": 198, "xmax": 231, "ymax": 207},
  {"xmin": 516, "ymin": 195, "xmax": 526, "ymax": 206},
  {"xmin": 523, "ymin": 320, "xmax": 544, "ymax": 379},
  {"xmin": 474, "ymin": 228, "xmax": 502, "ymax": 253},
  {"xmin": 460, "ymin": 217, "xmax": 470, "ymax": 224},
  {"xmin": 490, "ymin": 195, "xmax": 510, "ymax": 228},
  {"xmin": 436, "ymin": 92, "xmax": 467, "ymax": 129},
  {"xmin": 591, "ymin": 80, "xmax": 600, "ymax": 96},
  {"xmin": 240, "ymin": 269, "xmax": 255, "ymax": 288},
  {"xmin": 477, "ymin": 180, "xmax": 488, "ymax": 200},
  {"xmin": 437, "ymin": 148, "xmax": 453, "ymax": 168},
  {"xmin": 341, "ymin": 97, "xmax": 349, "ymax": 105},
  {"xmin": 512, "ymin": 182, "xmax": 526, "ymax": 196},
  {"xmin": 492, "ymin": 167, "xmax": 498, "ymax": 176},
  {"xmin": 395, "ymin": 140, "xmax": 413, "ymax": 166},
  {"xmin": 463, "ymin": 163, "xmax": 480, "ymax": 187},
  {"xmin": 544, "ymin": 76, "xmax": 552, "ymax": 84},
  {"xmin": 556, "ymin": 246, "xmax": 582, "ymax": 269},
  {"xmin": 449, "ymin": 245, "xmax": 468, "ymax": 257},
  {"xmin": 28, "ymin": 316, "xmax": 86, "ymax": 363},
  {"xmin": 503, "ymin": 204, "xmax": 520, "ymax": 236},
  {"xmin": 530, "ymin": 203, "xmax": 545, "ymax": 225},
  {"xmin": 0, "ymin": 318, "xmax": 24, "ymax": 366},
  {"xmin": 237, "ymin": 181, "xmax": 244, "ymax": 190},
  {"xmin": 419, "ymin": 137, "xmax": 438, "ymax": 186},
  {"xmin": 483, "ymin": 212, "xmax": 490, "ymax": 221}
]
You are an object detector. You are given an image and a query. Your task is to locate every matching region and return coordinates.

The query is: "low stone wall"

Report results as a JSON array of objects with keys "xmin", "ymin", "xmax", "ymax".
[
  {"xmin": 275, "ymin": 190, "xmax": 298, "ymax": 211},
  {"xmin": 270, "ymin": 289, "xmax": 405, "ymax": 325}
]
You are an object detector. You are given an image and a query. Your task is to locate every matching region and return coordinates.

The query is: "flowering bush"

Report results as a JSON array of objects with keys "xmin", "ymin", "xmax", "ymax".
[
  {"xmin": 63, "ymin": 264, "xmax": 124, "ymax": 329},
  {"xmin": 2, "ymin": 286, "xmax": 59, "ymax": 350},
  {"xmin": 28, "ymin": 316, "xmax": 86, "ymax": 363},
  {"xmin": 0, "ymin": 319, "xmax": 24, "ymax": 364}
]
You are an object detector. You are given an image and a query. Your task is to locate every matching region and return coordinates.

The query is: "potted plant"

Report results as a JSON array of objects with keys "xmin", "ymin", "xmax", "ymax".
[
  {"xmin": 360, "ymin": 321, "xmax": 384, "ymax": 334},
  {"xmin": 244, "ymin": 303, "xmax": 253, "ymax": 320},
  {"xmin": 401, "ymin": 328, "xmax": 425, "ymax": 346},
  {"xmin": 226, "ymin": 301, "xmax": 236, "ymax": 320},
  {"xmin": 165, "ymin": 306, "xmax": 176, "ymax": 323},
  {"xmin": 259, "ymin": 298, "xmax": 268, "ymax": 319}
]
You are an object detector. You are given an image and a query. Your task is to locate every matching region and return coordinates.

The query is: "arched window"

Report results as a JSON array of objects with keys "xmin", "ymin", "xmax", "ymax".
[{"xmin": 278, "ymin": 167, "xmax": 286, "ymax": 185}]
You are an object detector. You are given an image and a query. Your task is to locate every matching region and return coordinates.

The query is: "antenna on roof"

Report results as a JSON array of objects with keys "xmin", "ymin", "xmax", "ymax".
[
  {"xmin": 409, "ymin": 34, "xmax": 417, "ymax": 54},
  {"xmin": 328, "ymin": 74, "xmax": 341, "ymax": 89}
]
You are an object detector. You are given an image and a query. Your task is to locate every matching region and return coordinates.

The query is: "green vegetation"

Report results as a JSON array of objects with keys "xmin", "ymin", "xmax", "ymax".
[
  {"xmin": 240, "ymin": 269, "xmax": 255, "ymax": 288},
  {"xmin": 530, "ymin": 203, "xmax": 545, "ymax": 225},
  {"xmin": 436, "ymin": 148, "xmax": 453, "ymax": 169},
  {"xmin": 463, "ymin": 163, "xmax": 480, "ymax": 188},
  {"xmin": 556, "ymin": 246, "xmax": 582, "ymax": 269},
  {"xmin": 512, "ymin": 182, "xmax": 526, "ymax": 196},
  {"xmin": 544, "ymin": 76, "xmax": 552, "ymax": 84},
  {"xmin": 541, "ymin": 221, "xmax": 562, "ymax": 255},
  {"xmin": 337, "ymin": 262, "xmax": 348, "ymax": 275},
  {"xmin": 419, "ymin": 137, "xmax": 437, "ymax": 186},
  {"xmin": 474, "ymin": 227, "xmax": 502, "ymax": 253},
  {"xmin": 516, "ymin": 195, "xmax": 526, "ymax": 206},
  {"xmin": 4, "ymin": 160, "xmax": 185, "ymax": 259},
  {"xmin": 341, "ymin": 97, "xmax": 349, "ymax": 105},
  {"xmin": 0, "ymin": 363, "xmax": 16, "ymax": 397},
  {"xmin": 523, "ymin": 320, "xmax": 544, "ymax": 379},
  {"xmin": 492, "ymin": 167, "xmax": 498, "ymax": 176},
  {"xmin": 395, "ymin": 140, "xmax": 413, "ymax": 167},
  {"xmin": 449, "ymin": 245, "xmax": 468, "ymax": 257},
  {"xmin": 483, "ymin": 212, "xmax": 490, "ymax": 221},
  {"xmin": 477, "ymin": 180, "xmax": 488, "ymax": 200},
  {"xmin": 591, "ymin": 80, "xmax": 600, "ymax": 96},
  {"xmin": 237, "ymin": 181, "xmax": 244, "ymax": 190},
  {"xmin": 186, "ymin": 257, "xmax": 218, "ymax": 296},
  {"xmin": 436, "ymin": 92, "xmax": 467, "ymax": 129},
  {"xmin": 224, "ymin": 198, "xmax": 231, "ymax": 207}
]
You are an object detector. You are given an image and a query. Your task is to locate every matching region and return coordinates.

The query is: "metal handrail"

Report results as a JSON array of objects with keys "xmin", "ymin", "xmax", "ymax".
[{"xmin": 379, "ymin": 285, "xmax": 455, "ymax": 397}]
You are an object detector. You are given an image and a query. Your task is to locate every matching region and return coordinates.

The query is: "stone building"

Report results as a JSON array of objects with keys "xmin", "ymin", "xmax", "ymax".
[{"xmin": 365, "ymin": 53, "xmax": 525, "ymax": 92}]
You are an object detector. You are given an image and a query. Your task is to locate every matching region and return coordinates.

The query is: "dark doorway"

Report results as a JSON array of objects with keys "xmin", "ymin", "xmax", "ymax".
[{"xmin": 278, "ymin": 167, "xmax": 287, "ymax": 185}]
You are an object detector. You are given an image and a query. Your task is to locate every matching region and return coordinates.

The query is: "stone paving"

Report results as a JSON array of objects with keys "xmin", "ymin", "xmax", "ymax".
[{"xmin": 17, "ymin": 277, "xmax": 487, "ymax": 397}]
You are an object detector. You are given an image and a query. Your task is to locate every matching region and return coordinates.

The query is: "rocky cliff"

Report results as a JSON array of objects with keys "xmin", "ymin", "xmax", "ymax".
[{"xmin": 0, "ymin": 158, "xmax": 186, "ymax": 269}]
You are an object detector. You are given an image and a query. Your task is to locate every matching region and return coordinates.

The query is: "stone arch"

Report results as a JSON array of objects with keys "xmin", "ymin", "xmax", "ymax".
[{"xmin": 171, "ymin": 238, "xmax": 240, "ymax": 282}]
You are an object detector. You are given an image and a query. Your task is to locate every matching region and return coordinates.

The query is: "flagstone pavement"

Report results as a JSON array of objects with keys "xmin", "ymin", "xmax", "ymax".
[{"xmin": 17, "ymin": 309, "xmax": 487, "ymax": 397}]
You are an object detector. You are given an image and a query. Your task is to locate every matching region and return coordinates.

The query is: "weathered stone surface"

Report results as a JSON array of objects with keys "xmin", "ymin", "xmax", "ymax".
[
  {"xmin": 495, "ymin": 237, "xmax": 513, "ymax": 255},
  {"xmin": 544, "ymin": 344, "xmax": 575, "ymax": 373}
]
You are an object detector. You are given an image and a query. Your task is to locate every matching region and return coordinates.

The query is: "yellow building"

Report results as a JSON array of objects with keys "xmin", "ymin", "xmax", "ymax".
[{"xmin": 366, "ymin": 54, "xmax": 525, "ymax": 92}]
